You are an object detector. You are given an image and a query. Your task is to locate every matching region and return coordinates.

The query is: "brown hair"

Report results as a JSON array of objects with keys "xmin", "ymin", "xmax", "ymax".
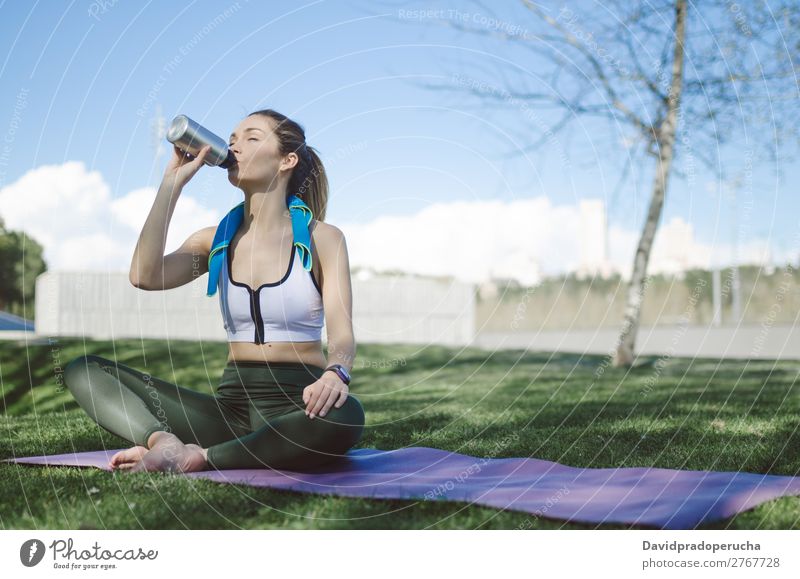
[{"xmin": 247, "ymin": 109, "xmax": 329, "ymax": 222}]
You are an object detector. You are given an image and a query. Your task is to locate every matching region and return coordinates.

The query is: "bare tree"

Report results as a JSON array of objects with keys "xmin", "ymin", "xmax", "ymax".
[{"xmin": 362, "ymin": 0, "xmax": 800, "ymax": 366}]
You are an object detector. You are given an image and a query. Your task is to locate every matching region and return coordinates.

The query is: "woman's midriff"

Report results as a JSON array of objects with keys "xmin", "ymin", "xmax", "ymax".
[{"xmin": 227, "ymin": 340, "xmax": 328, "ymax": 368}]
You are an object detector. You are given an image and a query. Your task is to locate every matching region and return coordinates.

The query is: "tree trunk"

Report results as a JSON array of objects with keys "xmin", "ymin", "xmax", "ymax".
[{"xmin": 613, "ymin": 0, "xmax": 687, "ymax": 367}]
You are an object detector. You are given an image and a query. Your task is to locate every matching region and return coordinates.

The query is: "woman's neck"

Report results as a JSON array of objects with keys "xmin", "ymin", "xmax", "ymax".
[{"xmin": 242, "ymin": 189, "xmax": 291, "ymax": 234}]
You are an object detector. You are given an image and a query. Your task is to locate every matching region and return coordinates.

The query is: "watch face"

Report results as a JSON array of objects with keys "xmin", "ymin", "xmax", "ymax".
[{"xmin": 340, "ymin": 366, "xmax": 351, "ymax": 380}]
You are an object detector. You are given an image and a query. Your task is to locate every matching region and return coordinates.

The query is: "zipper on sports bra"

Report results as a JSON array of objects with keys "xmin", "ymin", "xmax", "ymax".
[{"xmin": 246, "ymin": 288, "xmax": 266, "ymax": 344}]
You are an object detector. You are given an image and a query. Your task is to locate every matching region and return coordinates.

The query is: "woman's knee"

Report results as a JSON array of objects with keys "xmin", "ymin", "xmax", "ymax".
[
  {"xmin": 65, "ymin": 354, "xmax": 109, "ymax": 372},
  {"xmin": 322, "ymin": 393, "xmax": 363, "ymax": 425},
  {"xmin": 324, "ymin": 394, "xmax": 365, "ymax": 447},
  {"xmin": 341, "ymin": 394, "xmax": 365, "ymax": 427}
]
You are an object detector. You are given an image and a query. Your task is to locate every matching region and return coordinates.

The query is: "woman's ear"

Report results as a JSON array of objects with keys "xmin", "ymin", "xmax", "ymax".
[{"xmin": 282, "ymin": 152, "xmax": 300, "ymax": 171}]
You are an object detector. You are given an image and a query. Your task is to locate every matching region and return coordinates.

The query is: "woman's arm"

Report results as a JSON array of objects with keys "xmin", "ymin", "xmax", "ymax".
[
  {"xmin": 318, "ymin": 223, "xmax": 356, "ymax": 374},
  {"xmin": 129, "ymin": 181, "xmax": 182, "ymax": 288},
  {"xmin": 130, "ymin": 145, "xmax": 210, "ymax": 288}
]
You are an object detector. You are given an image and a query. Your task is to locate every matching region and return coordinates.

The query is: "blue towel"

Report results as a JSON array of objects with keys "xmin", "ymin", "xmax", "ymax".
[{"xmin": 206, "ymin": 194, "xmax": 313, "ymax": 297}]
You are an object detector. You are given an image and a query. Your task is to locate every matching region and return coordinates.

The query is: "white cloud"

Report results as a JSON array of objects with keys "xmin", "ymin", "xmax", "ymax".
[
  {"xmin": 0, "ymin": 161, "xmax": 220, "ymax": 273},
  {"xmin": 0, "ymin": 162, "xmax": 787, "ymax": 286},
  {"xmin": 341, "ymin": 198, "xmax": 786, "ymax": 286},
  {"xmin": 341, "ymin": 197, "xmax": 585, "ymax": 286}
]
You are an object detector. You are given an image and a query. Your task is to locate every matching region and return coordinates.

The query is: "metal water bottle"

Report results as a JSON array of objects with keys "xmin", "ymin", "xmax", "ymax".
[{"xmin": 166, "ymin": 114, "xmax": 237, "ymax": 169}]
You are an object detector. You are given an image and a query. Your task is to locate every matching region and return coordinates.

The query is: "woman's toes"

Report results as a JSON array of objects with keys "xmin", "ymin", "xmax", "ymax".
[
  {"xmin": 127, "ymin": 439, "xmax": 183, "ymax": 473},
  {"xmin": 110, "ymin": 446, "xmax": 149, "ymax": 469},
  {"xmin": 124, "ymin": 441, "xmax": 206, "ymax": 474}
]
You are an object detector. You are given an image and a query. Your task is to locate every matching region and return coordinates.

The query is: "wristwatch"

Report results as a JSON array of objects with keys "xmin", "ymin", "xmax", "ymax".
[{"xmin": 324, "ymin": 364, "xmax": 351, "ymax": 385}]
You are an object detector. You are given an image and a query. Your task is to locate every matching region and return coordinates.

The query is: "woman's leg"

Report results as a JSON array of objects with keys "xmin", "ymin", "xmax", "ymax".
[
  {"xmin": 205, "ymin": 394, "xmax": 365, "ymax": 471},
  {"xmin": 62, "ymin": 355, "xmax": 250, "ymax": 449}
]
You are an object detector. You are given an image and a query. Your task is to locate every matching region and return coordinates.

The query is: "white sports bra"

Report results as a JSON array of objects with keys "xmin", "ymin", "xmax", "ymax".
[{"xmin": 217, "ymin": 240, "xmax": 324, "ymax": 344}]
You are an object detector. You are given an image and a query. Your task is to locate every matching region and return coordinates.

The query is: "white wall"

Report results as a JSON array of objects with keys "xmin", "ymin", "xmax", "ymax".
[{"xmin": 34, "ymin": 271, "xmax": 476, "ymax": 345}]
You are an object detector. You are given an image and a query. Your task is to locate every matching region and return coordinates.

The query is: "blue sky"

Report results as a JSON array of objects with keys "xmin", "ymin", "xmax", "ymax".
[{"xmin": 0, "ymin": 0, "xmax": 797, "ymax": 284}]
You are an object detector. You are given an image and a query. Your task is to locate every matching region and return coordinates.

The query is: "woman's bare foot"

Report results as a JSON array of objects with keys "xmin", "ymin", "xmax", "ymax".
[
  {"xmin": 109, "ymin": 446, "xmax": 149, "ymax": 471},
  {"xmin": 127, "ymin": 433, "xmax": 208, "ymax": 474}
]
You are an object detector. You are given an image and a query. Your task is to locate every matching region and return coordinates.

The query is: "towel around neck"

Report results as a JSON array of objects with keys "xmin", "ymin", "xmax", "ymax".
[{"xmin": 206, "ymin": 193, "xmax": 313, "ymax": 297}]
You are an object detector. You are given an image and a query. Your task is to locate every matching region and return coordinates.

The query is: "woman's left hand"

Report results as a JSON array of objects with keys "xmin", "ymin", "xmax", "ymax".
[{"xmin": 303, "ymin": 371, "xmax": 349, "ymax": 419}]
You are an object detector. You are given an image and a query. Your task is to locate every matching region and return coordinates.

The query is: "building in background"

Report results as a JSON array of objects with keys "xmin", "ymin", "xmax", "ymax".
[
  {"xmin": 29, "ymin": 270, "xmax": 475, "ymax": 346},
  {"xmin": 576, "ymin": 199, "xmax": 614, "ymax": 280}
]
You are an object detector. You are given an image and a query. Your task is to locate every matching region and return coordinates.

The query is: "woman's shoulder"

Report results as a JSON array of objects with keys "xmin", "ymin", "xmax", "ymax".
[
  {"xmin": 199, "ymin": 225, "xmax": 218, "ymax": 255},
  {"xmin": 309, "ymin": 219, "xmax": 344, "ymax": 240},
  {"xmin": 309, "ymin": 221, "xmax": 346, "ymax": 283}
]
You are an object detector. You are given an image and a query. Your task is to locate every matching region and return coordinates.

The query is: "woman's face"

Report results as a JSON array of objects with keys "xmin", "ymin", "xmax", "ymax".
[{"xmin": 226, "ymin": 115, "xmax": 297, "ymax": 190}]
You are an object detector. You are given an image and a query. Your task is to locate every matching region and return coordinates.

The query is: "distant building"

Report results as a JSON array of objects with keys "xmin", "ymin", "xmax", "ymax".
[
  {"xmin": 576, "ymin": 199, "xmax": 614, "ymax": 280},
  {"xmin": 30, "ymin": 270, "xmax": 476, "ymax": 346}
]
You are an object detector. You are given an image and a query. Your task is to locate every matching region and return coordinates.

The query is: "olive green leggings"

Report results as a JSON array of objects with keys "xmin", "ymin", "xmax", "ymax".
[{"xmin": 62, "ymin": 355, "xmax": 365, "ymax": 471}]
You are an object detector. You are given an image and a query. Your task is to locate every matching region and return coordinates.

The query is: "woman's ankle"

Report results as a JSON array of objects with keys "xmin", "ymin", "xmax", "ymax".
[{"xmin": 146, "ymin": 430, "xmax": 177, "ymax": 449}]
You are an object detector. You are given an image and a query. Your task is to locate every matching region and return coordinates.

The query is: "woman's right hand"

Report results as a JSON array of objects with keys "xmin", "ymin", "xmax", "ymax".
[{"xmin": 161, "ymin": 144, "xmax": 211, "ymax": 191}]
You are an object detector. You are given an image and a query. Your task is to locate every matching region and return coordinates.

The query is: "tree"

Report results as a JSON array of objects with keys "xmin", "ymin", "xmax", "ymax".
[
  {"xmin": 366, "ymin": 0, "xmax": 800, "ymax": 366},
  {"xmin": 0, "ymin": 215, "xmax": 47, "ymax": 319}
]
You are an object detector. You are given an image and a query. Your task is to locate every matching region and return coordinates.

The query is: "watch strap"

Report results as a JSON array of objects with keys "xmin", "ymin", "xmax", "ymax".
[{"xmin": 324, "ymin": 364, "xmax": 350, "ymax": 385}]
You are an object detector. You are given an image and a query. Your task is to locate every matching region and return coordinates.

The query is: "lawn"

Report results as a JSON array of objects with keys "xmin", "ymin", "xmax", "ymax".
[{"xmin": 1, "ymin": 338, "xmax": 798, "ymax": 529}]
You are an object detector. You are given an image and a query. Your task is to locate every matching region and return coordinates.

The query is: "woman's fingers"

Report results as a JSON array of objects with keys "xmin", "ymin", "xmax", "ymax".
[
  {"xmin": 192, "ymin": 145, "xmax": 211, "ymax": 165},
  {"xmin": 172, "ymin": 144, "xmax": 209, "ymax": 165},
  {"xmin": 334, "ymin": 388, "xmax": 349, "ymax": 409},
  {"xmin": 304, "ymin": 383, "xmax": 320, "ymax": 416},
  {"xmin": 318, "ymin": 389, "xmax": 343, "ymax": 418},
  {"xmin": 311, "ymin": 384, "xmax": 349, "ymax": 419},
  {"xmin": 308, "ymin": 385, "xmax": 334, "ymax": 420},
  {"xmin": 304, "ymin": 379, "xmax": 349, "ymax": 419}
]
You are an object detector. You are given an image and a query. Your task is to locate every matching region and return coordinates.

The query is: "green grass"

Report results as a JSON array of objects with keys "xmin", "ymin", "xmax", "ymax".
[{"xmin": 1, "ymin": 338, "xmax": 798, "ymax": 529}]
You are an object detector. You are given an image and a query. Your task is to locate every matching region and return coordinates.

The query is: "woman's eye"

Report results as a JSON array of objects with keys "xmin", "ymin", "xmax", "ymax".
[{"xmin": 248, "ymin": 138, "xmax": 258, "ymax": 141}]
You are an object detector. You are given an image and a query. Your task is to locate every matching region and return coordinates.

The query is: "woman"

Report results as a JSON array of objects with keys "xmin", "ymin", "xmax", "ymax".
[{"xmin": 63, "ymin": 109, "xmax": 365, "ymax": 473}]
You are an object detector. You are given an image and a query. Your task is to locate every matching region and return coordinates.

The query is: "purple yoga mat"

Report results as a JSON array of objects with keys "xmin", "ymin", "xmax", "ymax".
[{"xmin": 4, "ymin": 447, "xmax": 800, "ymax": 529}]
